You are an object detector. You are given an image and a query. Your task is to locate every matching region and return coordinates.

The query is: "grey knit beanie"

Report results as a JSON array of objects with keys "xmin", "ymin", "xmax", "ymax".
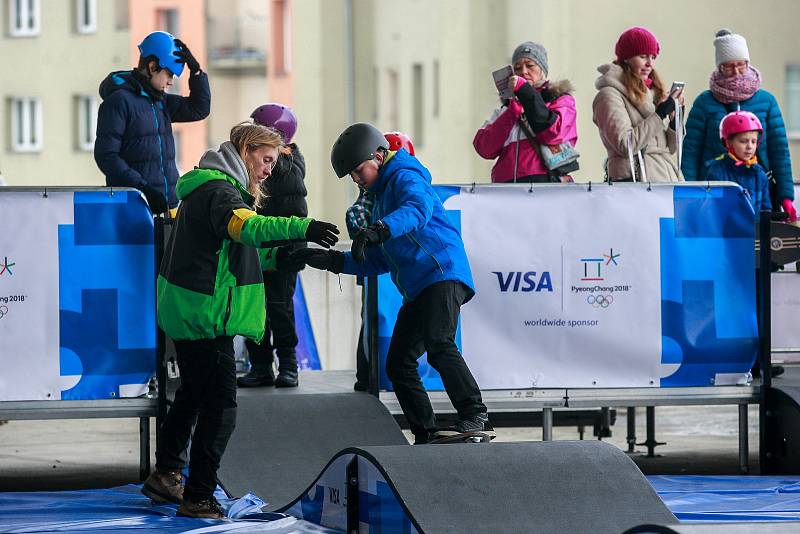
[{"xmin": 512, "ymin": 41, "xmax": 549, "ymax": 77}]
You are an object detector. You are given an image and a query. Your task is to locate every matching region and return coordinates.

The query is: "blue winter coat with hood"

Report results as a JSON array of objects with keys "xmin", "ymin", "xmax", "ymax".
[
  {"xmin": 341, "ymin": 149, "xmax": 475, "ymax": 303},
  {"xmin": 94, "ymin": 70, "xmax": 211, "ymax": 208},
  {"xmin": 682, "ymin": 89, "xmax": 794, "ymax": 203}
]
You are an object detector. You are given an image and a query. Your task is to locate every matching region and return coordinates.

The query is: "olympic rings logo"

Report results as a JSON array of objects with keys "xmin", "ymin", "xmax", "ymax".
[
  {"xmin": 587, "ymin": 294, "xmax": 613, "ymax": 308},
  {"xmin": 0, "ymin": 305, "xmax": 7, "ymax": 319}
]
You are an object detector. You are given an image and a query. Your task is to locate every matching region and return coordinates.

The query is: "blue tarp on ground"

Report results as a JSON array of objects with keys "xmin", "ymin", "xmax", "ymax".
[
  {"xmin": 0, "ymin": 485, "xmax": 341, "ymax": 533},
  {"xmin": 649, "ymin": 475, "xmax": 800, "ymax": 522}
]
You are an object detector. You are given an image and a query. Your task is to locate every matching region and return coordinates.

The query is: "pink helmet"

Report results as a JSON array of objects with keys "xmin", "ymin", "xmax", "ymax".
[
  {"xmin": 251, "ymin": 103, "xmax": 298, "ymax": 143},
  {"xmin": 719, "ymin": 111, "xmax": 762, "ymax": 142}
]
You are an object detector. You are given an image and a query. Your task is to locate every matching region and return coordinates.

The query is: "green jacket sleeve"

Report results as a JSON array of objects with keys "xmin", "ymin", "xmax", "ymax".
[{"xmin": 228, "ymin": 207, "xmax": 311, "ymax": 247}]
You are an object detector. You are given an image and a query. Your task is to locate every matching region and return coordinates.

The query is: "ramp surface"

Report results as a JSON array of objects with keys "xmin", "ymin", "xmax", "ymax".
[
  {"xmin": 626, "ymin": 523, "xmax": 800, "ymax": 533},
  {"xmin": 283, "ymin": 441, "xmax": 677, "ymax": 534},
  {"xmin": 219, "ymin": 392, "xmax": 406, "ymax": 509}
]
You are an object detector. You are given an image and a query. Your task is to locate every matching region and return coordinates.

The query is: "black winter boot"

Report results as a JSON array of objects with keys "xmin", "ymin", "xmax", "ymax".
[
  {"xmin": 275, "ymin": 348, "xmax": 299, "ymax": 388},
  {"xmin": 236, "ymin": 364, "xmax": 275, "ymax": 387}
]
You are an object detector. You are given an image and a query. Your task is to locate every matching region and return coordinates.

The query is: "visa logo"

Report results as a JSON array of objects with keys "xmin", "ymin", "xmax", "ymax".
[{"xmin": 493, "ymin": 271, "xmax": 553, "ymax": 292}]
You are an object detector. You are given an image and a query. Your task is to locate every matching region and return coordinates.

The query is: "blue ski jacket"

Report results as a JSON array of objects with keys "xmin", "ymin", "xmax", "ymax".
[
  {"xmin": 705, "ymin": 153, "xmax": 772, "ymax": 220},
  {"xmin": 341, "ymin": 149, "xmax": 475, "ymax": 302},
  {"xmin": 94, "ymin": 70, "xmax": 211, "ymax": 208},
  {"xmin": 682, "ymin": 89, "xmax": 794, "ymax": 202}
]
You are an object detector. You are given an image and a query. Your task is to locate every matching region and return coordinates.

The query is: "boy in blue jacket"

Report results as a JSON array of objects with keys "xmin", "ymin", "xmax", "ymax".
[
  {"xmin": 706, "ymin": 111, "xmax": 771, "ymax": 219},
  {"xmin": 94, "ymin": 31, "xmax": 210, "ymax": 213},
  {"xmin": 291, "ymin": 123, "xmax": 489, "ymax": 443}
]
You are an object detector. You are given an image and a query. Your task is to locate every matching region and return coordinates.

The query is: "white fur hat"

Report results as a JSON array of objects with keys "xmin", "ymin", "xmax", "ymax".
[{"xmin": 714, "ymin": 28, "xmax": 750, "ymax": 67}]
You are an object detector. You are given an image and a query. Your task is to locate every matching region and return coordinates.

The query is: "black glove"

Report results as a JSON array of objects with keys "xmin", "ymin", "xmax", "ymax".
[
  {"xmin": 140, "ymin": 185, "xmax": 168, "ymax": 214},
  {"xmin": 655, "ymin": 97, "xmax": 676, "ymax": 120},
  {"xmin": 286, "ymin": 248, "xmax": 344, "ymax": 273},
  {"xmin": 352, "ymin": 221, "xmax": 391, "ymax": 263},
  {"xmin": 173, "ymin": 39, "xmax": 201, "ymax": 75},
  {"xmin": 668, "ymin": 105, "xmax": 686, "ymax": 131},
  {"xmin": 305, "ymin": 220, "xmax": 340, "ymax": 248},
  {"xmin": 274, "ymin": 246, "xmax": 304, "ymax": 272}
]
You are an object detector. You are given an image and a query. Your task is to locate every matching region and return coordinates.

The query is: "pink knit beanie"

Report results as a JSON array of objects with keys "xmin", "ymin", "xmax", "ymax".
[{"xmin": 615, "ymin": 27, "xmax": 660, "ymax": 61}]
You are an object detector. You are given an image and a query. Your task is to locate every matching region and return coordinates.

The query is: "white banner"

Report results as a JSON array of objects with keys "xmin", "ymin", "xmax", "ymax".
[
  {"xmin": 377, "ymin": 183, "xmax": 759, "ymax": 389},
  {"xmin": 0, "ymin": 189, "xmax": 156, "ymax": 401}
]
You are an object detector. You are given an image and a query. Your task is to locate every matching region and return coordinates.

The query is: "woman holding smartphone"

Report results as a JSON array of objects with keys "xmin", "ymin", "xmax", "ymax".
[
  {"xmin": 593, "ymin": 26, "xmax": 684, "ymax": 182},
  {"xmin": 473, "ymin": 41, "xmax": 578, "ymax": 183}
]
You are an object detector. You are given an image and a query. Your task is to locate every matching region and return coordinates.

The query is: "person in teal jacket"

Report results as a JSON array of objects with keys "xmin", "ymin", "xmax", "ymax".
[
  {"xmin": 683, "ymin": 29, "xmax": 795, "ymax": 221},
  {"xmin": 289, "ymin": 123, "xmax": 489, "ymax": 444}
]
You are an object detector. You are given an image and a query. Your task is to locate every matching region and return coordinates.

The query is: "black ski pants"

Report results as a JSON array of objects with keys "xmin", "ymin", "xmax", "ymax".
[
  {"xmin": 156, "ymin": 336, "xmax": 237, "ymax": 502},
  {"xmin": 385, "ymin": 281, "xmax": 486, "ymax": 438},
  {"xmin": 245, "ymin": 270, "xmax": 299, "ymax": 371}
]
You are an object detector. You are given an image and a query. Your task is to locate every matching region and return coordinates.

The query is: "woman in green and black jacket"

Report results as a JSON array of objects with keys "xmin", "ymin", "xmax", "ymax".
[{"xmin": 142, "ymin": 122, "xmax": 339, "ymax": 519}]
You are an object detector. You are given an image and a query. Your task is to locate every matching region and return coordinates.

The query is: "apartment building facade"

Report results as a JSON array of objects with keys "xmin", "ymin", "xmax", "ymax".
[{"xmin": 0, "ymin": 0, "xmax": 129, "ymax": 186}]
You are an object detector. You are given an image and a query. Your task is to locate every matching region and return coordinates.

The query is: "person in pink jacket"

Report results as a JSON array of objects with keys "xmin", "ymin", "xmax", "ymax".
[{"xmin": 473, "ymin": 41, "xmax": 578, "ymax": 183}]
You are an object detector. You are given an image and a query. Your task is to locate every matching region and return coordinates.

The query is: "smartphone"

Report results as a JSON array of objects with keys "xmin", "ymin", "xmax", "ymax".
[
  {"xmin": 670, "ymin": 81, "xmax": 685, "ymax": 95},
  {"xmin": 492, "ymin": 65, "xmax": 514, "ymax": 100}
]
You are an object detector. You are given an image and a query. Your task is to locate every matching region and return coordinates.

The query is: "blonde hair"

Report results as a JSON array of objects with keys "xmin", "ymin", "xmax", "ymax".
[
  {"xmin": 613, "ymin": 60, "xmax": 665, "ymax": 106},
  {"xmin": 229, "ymin": 121, "xmax": 284, "ymax": 208}
]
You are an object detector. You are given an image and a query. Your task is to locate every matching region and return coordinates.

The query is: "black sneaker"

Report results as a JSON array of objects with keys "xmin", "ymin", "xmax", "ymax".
[
  {"xmin": 237, "ymin": 366, "xmax": 274, "ymax": 388},
  {"xmin": 177, "ymin": 496, "xmax": 224, "ymax": 519},
  {"xmin": 353, "ymin": 381, "xmax": 369, "ymax": 392},
  {"xmin": 413, "ymin": 429, "xmax": 442, "ymax": 445},
  {"xmin": 439, "ymin": 413, "xmax": 495, "ymax": 437},
  {"xmin": 275, "ymin": 369, "xmax": 299, "ymax": 388}
]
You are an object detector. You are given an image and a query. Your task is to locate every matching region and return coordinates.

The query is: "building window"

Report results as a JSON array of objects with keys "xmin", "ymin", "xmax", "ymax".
[
  {"xmin": 433, "ymin": 60, "xmax": 440, "ymax": 118},
  {"xmin": 272, "ymin": 0, "xmax": 291, "ymax": 75},
  {"xmin": 114, "ymin": 0, "xmax": 129, "ymax": 30},
  {"xmin": 412, "ymin": 64, "xmax": 424, "ymax": 147},
  {"xmin": 786, "ymin": 65, "xmax": 800, "ymax": 138},
  {"xmin": 75, "ymin": 0, "xmax": 97, "ymax": 34},
  {"xmin": 9, "ymin": 97, "xmax": 43, "ymax": 152},
  {"xmin": 156, "ymin": 8, "xmax": 179, "ymax": 35},
  {"xmin": 9, "ymin": 0, "xmax": 41, "ymax": 37},
  {"xmin": 387, "ymin": 69, "xmax": 399, "ymax": 131},
  {"xmin": 75, "ymin": 95, "xmax": 98, "ymax": 151}
]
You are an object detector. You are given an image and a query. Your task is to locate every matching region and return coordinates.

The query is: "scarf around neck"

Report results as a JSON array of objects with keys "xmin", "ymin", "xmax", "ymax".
[
  {"xmin": 709, "ymin": 65, "xmax": 762, "ymax": 104},
  {"xmin": 727, "ymin": 150, "xmax": 758, "ymax": 167}
]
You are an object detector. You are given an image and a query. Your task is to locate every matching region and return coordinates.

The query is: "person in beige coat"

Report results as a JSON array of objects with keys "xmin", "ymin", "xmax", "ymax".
[{"xmin": 593, "ymin": 27, "xmax": 684, "ymax": 182}]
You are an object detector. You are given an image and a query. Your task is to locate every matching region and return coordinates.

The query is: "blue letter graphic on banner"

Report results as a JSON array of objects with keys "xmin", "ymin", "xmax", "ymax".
[
  {"xmin": 59, "ymin": 191, "xmax": 156, "ymax": 399},
  {"xmin": 659, "ymin": 185, "xmax": 758, "ymax": 386}
]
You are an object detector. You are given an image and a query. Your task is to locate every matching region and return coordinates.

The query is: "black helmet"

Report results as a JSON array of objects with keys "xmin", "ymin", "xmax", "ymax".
[{"xmin": 330, "ymin": 123, "xmax": 390, "ymax": 178}]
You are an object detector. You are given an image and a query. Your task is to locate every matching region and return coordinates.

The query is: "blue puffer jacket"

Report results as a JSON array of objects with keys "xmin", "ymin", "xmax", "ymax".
[
  {"xmin": 682, "ymin": 89, "xmax": 794, "ymax": 202},
  {"xmin": 341, "ymin": 149, "xmax": 475, "ymax": 302},
  {"xmin": 94, "ymin": 70, "xmax": 211, "ymax": 208},
  {"xmin": 705, "ymin": 153, "xmax": 772, "ymax": 220}
]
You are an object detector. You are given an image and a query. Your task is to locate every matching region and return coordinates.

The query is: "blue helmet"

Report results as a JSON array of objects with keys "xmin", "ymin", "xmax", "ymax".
[{"xmin": 138, "ymin": 31, "xmax": 184, "ymax": 77}]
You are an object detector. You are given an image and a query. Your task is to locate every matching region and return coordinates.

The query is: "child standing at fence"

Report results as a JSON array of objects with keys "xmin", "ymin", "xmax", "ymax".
[
  {"xmin": 142, "ymin": 123, "xmax": 339, "ymax": 518},
  {"xmin": 705, "ymin": 111, "xmax": 771, "ymax": 219},
  {"xmin": 287, "ymin": 122, "xmax": 490, "ymax": 444}
]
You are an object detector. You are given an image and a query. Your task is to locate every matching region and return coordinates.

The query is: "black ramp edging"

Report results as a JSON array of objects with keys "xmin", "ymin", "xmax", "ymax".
[
  {"xmin": 350, "ymin": 441, "xmax": 677, "ymax": 534},
  {"xmin": 625, "ymin": 523, "xmax": 800, "ymax": 533},
  {"xmin": 219, "ymin": 392, "xmax": 407, "ymax": 509}
]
